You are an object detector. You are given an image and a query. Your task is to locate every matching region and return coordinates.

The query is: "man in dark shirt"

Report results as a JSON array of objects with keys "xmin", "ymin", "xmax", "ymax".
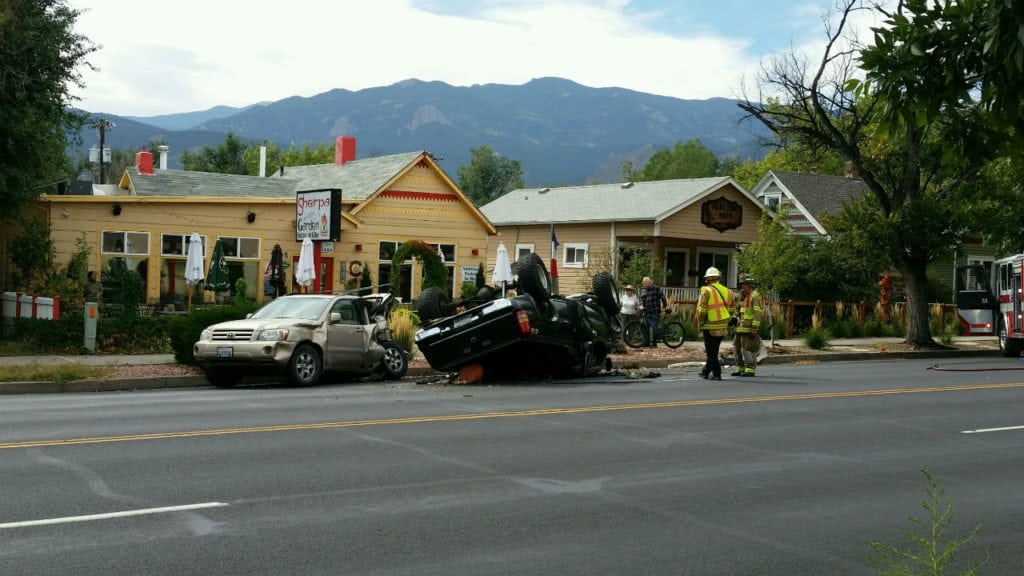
[{"xmin": 639, "ymin": 276, "xmax": 668, "ymax": 347}]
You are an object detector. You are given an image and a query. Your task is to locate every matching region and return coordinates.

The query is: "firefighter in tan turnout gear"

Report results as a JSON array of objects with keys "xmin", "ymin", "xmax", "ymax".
[{"xmin": 731, "ymin": 274, "xmax": 765, "ymax": 377}]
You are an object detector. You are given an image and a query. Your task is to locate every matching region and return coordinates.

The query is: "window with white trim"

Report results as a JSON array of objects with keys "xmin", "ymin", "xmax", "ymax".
[
  {"xmin": 217, "ymin": 236, "xmax": 260, "ymax": 259},
  {"xmin": 161, "ymin": 233, "xmax": 205, "ymax": 257},
  {"xmin": 564, "ymin": 243, "xmax": 588, "ymax": 268},
  {"xmin": 515, "ymin": 244, "xmax": 534, "ymax": 261},
  {"xmin": 427, "ymin": 243, "xmax": 456, "ymax": 263},
  {"xmin": 102, "ymin": 230, "xmax": 149, "ymax": 255},
  {"xmin": 762, "ymin": 192, "xmax": 781, "ymax": 212}
]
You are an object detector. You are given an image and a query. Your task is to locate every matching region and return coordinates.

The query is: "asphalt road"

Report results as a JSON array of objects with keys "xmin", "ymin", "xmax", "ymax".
[{"xmin": 2, "ymin": 357, "xmax": 1022, "ymax": 575}]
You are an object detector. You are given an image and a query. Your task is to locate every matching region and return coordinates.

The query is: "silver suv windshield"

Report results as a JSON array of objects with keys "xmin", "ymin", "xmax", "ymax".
[{"xmin": 251, "ymin": 296, "xmax": 332, "ymax": 320}]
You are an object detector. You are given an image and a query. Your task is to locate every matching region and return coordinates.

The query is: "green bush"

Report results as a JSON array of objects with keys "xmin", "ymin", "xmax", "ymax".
[
  {"xmin": 460, "ymin": 281, "xmax": 478, "ymax": 300},
  {"xmin": 7, "ymin": 313, "xmax": 172, "ymax": 355},
  {"xmin": 771, "ymin": 322, "xmax": 788, "ymax": 340},
  {"xmin": 862, "ymin": 319, "xmax": 884, "ymax": 337},
  {"xmin": 168, "ymin": 301, "xmax": 261, "ymax": 365},
  {"xmin": 97, "ymin": 314, "xmax": 172, "ymax": 354},
  {"xmin": 802, "ymin": 328, "xmax": 831, "ymax": 349}
]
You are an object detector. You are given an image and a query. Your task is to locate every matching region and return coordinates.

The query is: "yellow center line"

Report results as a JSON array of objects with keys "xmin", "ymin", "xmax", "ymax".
[{"xmin": 3, "ymin": 382, "xmax": 1022, "ymax": 450}]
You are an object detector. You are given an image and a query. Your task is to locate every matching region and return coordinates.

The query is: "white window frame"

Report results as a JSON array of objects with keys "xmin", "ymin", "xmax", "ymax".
[
  {"xmin": 564, "ymin": 243, "xmax": 589, "ymax": 268},
  {"xmin": 762, "ymin": 192, "xmax": 781, "ymax": 212},
  {"xmin": 217, "ymin": 236, "xmax": 261, "ymax": 259},
  {"xmin": 515, "ymin": 243, "xmax": 534, "ymax": 261},
  {"xmin": 161, "ymin": 233, "xmax": 206, "ymax": 257},
  {"xmin": 101, "ymin": 230, "xmax": 150, "ymax": 255},
  {"xmin": 428, "ymin": 243, "xmax": 456, "ymax": 263}
]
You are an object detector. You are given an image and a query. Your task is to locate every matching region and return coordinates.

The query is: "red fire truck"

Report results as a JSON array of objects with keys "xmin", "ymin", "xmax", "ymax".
[{"xmin": 956, "ymin": 254, "xmax": 1022, "ymax": 356}]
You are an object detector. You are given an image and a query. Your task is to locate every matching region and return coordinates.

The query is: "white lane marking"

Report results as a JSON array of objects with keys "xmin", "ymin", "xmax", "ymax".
[
  {"xmin": 961, "ymin": 425, "xmax": 1024, "ymax": 434},
  {"xmin": 0, "ymin": 502, "xmax": 228, "ymax": 529}
]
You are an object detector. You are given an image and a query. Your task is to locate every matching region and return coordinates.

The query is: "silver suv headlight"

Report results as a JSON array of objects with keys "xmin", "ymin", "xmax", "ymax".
[
  {"xmin": 200, "ymin": 329, "xmax": 212, "ymax": 341},
  {"xmin": 257, "ymin": 329, "xmax": 289, "ymax": 341}
]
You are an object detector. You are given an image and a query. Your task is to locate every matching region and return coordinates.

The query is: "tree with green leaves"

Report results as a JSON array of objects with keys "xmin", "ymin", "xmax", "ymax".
[
  {"xmin": 180, "ymin": 131, "xmax": 251, "ymax": 174},
  {"xmin": 0, "ymin": 0, "xmax": 96, "ymax": 222},
  {"xmin": 739, "ymin": 209, "xmax": 889, "ymax": 305},
  {"xmin": 241, "ymin": 140, "xmax": 336, "ymax": 176},
  {"xmin": 456, "ymin": 145, "xmax": 525, "ymax": 206},
  {"xmin": 731, "ymin": 144, "xmax": 846, "ymax": 190},
  {"xmin": 626, "ymin": 139, "xmax": 721, "ymax": 182},
  {"xmin": 738, "ymin": 0, "xmax": 1024, "ymax": 348}
]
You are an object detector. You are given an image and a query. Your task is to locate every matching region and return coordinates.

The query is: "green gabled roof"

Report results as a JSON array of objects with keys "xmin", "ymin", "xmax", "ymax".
[
  {"xmin": 125, "ymin": 167, "xmax": 299, "ymax": 198},
  {"xmin": 271, "ymin": 151, "xmax": 426, "ymax": 200},
  {"xmin": 480, "ymin": 177, "xmax": 743, "ymax": 225}
]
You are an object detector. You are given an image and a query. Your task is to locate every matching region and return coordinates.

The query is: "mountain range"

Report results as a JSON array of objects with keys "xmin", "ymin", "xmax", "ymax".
[{"xmin": 72, "ymin": 77, "xmax": 769, "ymax": 186}]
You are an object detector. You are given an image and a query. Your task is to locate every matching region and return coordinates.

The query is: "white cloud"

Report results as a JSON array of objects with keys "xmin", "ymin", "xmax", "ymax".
[{"xmin": 68, "ymin": 0, "xmax": 848, "ymax": 116}]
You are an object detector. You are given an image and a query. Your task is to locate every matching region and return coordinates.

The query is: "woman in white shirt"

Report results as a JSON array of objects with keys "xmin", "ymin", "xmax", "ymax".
[{"xmin": 620, "ymin": 285, "xmax": 639, "ymax": 326}]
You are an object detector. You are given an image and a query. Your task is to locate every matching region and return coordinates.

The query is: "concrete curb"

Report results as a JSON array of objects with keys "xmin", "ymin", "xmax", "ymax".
[{"xmin": 0, "ymin": 348, "xmax": 1002, "ymax": 394}]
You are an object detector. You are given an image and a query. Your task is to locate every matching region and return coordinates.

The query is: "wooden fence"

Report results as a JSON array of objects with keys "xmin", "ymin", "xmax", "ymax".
[{"xmin": 663, "ymin": 288, "xmax": 959, "ymax": 335}]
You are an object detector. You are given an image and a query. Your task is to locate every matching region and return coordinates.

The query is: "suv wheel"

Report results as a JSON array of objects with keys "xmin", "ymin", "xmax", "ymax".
[
  {"xmin": 591, "ymin": 272, "xmax": 621, "ymax": 317},
  {"xmin": 417, "ymin": 286, "xmax": 453, "ymax": 323},
  {"xmin": 379, "ymin": 341, "xmax": 409, "ymax": 380},
  {"xmin": 286, "ymin": 344, "xmax": 323, "ymax": 386},
  {"xmin": 516, "ymin": 253, "xmax": 551, "ymax": 303}
]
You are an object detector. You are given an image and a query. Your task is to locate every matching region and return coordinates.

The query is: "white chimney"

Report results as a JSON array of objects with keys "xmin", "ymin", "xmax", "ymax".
[
  {"xmin": 158, "ymin": 145, "xmax": 169, "ymax": 170},
  {"xmin": 259, "ymin": 146, "xmax": 267, "ymax": 177}
]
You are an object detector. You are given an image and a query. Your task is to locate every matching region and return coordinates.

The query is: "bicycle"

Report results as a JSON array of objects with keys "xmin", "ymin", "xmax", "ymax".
[{"xmin": 622, "ymin": 312, "xmax": 685, "ymax": 349}]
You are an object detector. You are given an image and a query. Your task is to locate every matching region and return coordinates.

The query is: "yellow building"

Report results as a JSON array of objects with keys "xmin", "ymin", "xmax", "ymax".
[
  {"xmin": 480, "ymin": 177, "xmax": 764, "ymax": 302},
  {"xmin": 1, "ymin": 137, "xmax": 496, "ymax": 306}
]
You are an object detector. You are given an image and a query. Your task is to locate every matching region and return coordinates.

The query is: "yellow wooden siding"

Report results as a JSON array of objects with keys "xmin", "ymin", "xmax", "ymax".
[
  {"xmin": 657, "ymin": 188, "xmax": 761, "ymax": 241},
  {"xmin": 489, "ymin": 224, "xmax": 615, "ymax": 295}
]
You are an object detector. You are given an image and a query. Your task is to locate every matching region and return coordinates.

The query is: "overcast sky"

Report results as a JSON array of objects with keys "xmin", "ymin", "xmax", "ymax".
[{"xmin": 67, "ymin": 0, "xmax": 876, "ymax": 117}]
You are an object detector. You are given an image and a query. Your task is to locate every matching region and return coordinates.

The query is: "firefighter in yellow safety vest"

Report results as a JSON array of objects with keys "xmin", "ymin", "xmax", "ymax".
[
  {"xmin": 731, "ymin": 274, "xmax": 765, "ymax": 377},
  {"xmin": 694, "ymin": 267, "xmax": 734, "ymax": 380}
]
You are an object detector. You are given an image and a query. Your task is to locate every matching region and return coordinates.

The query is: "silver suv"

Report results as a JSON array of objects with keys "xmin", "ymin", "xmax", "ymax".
[{"xmin": 193, "ymin": 293, "xmax": 408, "ymax": 387}]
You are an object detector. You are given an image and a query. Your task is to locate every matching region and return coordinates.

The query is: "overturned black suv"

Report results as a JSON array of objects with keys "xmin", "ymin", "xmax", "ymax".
[{"xmin": 414, "ymin": 253, "xmax": 621, "ymax": 380}]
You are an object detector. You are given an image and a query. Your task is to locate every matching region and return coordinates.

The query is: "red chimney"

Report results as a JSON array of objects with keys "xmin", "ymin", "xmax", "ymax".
[
  {"xmin": 335, "ymin": 136, "xmax": 356, "ymax": 167},
  {"xmin": 136, "ymin": 145, "xmax": 154, "ymax": 175}
]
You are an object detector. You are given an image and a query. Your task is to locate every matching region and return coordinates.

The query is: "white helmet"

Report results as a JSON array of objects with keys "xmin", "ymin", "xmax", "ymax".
[{"xmin": 704, "ymin": 267, "xmax": 722, "ymax": 279}]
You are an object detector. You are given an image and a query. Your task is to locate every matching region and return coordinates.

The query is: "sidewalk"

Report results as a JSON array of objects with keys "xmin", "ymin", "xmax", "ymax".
[{"xmin": 0, "ymin": 336, "xmax": 1002, "ymax": 394}]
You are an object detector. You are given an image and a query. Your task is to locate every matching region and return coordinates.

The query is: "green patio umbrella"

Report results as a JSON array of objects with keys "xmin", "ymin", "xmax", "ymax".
[{"xmin": 205, "ymin": 239, "xmax": 232, "ymax": 297}]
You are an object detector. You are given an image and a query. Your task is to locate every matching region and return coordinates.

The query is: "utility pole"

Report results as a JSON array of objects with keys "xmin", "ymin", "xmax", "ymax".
[{"xmin": 88, "ymin": 119, "xmax": 115, "ymax": 184}]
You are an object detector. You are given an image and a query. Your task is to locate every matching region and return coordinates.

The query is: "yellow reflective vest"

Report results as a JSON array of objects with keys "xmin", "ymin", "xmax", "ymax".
[
  {"xmin": 696, "ymin": 282, "xmax": 733, "ymax": 331},
  {"xmin": 734, "ymin": 289, "xmax": 765, "ymax": 335}
]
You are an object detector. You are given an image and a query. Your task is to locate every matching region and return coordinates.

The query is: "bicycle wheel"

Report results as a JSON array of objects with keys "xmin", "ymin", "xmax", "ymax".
[
  {"xmin": 622, "ymin": 320, "xmax": 647, "ymax": 348},
  {"xmin": 660, "ymin": 321, "xmax": 686, "ymax": 348}
]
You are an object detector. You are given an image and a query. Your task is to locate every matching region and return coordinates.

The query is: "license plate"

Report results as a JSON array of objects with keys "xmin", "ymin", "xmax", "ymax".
[{"xmin": 217, "ymin": 346, "xmax": 233, "ymax": 358}]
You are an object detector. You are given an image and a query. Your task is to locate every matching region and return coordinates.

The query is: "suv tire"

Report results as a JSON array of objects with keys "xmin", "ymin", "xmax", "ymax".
[
  {"xmin": 286, "ymin": 343, "xmax": 323, "ymax": 386},
  {"xmin": 417, "ymin": 286, "xmax": 453, "ymax": 323},
  {"xmin": 516, "ymin": 253, "xmax": 551, "ymax": 304},
  {"xmin": 380, "ymin": 341, "xmax": 409, "ymax": 380},
  {"xmin": 591, "ymin": 272, "xmax": 621, "ymax": 317}
]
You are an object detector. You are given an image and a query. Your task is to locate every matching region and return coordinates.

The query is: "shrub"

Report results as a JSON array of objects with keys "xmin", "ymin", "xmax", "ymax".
[
  {"xmin": 168, "ymin": 300, "xmax": 261, "ymax": 365},
  {"xmin": 802, "ymin": 328, "xmax": 831, "ymax": 349},
  {"xmin": 389, "ymin": 308, "xmax": 418, "ymax": 358},
  {"xmin": 460, "ymin": 282, "xmax": 478, "ymax": 300}
]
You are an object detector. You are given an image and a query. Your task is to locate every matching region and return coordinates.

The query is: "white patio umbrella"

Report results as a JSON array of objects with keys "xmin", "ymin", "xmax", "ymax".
[
  {"xmin": 492, "ymin": 242, "xmax": 514, "ymax": 296},
  {"xmin": 295, "ymin": 237, "xmax": 317, "ymax": 292},
  {"xmin": 183, "ymin": 232, "xmax": 204, "ymax": 310}
]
